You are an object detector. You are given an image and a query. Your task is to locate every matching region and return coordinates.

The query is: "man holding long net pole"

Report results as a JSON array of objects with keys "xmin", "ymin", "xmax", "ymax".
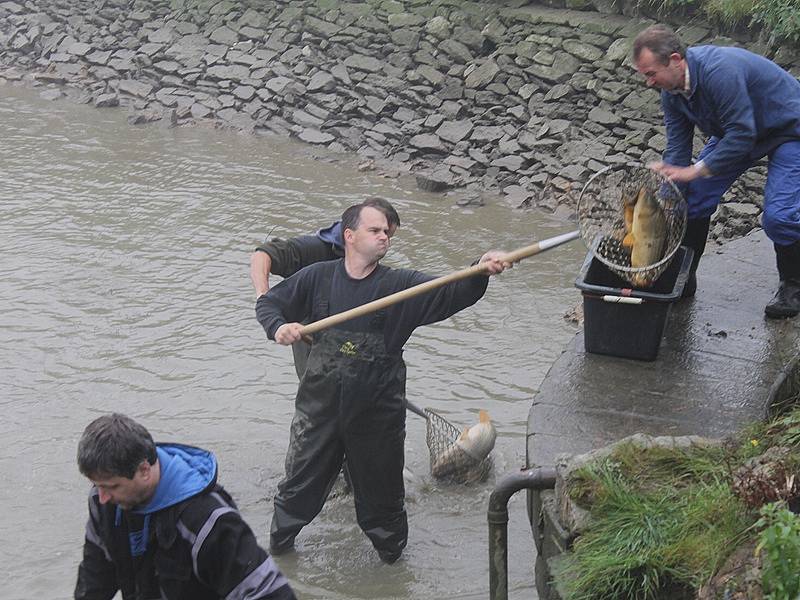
[{"xmin": 255, "ymin": 200, "xmax": 510, "ymax": 563}]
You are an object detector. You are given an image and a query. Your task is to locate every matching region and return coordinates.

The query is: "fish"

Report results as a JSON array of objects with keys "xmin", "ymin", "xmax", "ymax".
[
  {"xmin": 629, "ymin": 185, "xmax": 667, "ymax": 271},
  {"xmin": 620, "ymin": 182, "xmax": 639, "ymax": 249},
  {"xmin": 430, "ymin": 410, "xmax": 497, "ymax": 480}
]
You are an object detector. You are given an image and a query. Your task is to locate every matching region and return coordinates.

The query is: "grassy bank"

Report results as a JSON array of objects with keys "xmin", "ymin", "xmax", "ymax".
[
  {"xmin": 640, "ymin": 0, "xmax": 800, "ymax": 44},
  {"xmin": 552, "ymin": 406, "xmax": 800, "ymax": 599}
]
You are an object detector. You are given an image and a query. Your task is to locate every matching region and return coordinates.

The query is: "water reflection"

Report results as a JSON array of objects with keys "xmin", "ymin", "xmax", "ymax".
[{"xmin": 0, "ymin": 81, "xmax": 585, "ymax": 600}]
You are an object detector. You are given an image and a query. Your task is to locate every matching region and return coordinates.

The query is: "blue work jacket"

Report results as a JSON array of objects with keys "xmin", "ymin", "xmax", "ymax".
[{"xmin": 662, "ymin": 45, "xmax": 800, "ymax": 174}]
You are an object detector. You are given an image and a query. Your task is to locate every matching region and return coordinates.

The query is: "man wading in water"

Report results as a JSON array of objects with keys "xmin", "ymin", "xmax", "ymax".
[{"xmin": 256, "ymin": 200, "xmax": 510, "ymax": 563}]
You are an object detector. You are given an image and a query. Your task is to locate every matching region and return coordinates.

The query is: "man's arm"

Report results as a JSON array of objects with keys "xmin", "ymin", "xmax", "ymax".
[
  {"xmin": 385, "ymin": 251, "xmax": 511, "ymax": 348},
  {"xmin": 250, "ymin": 250, "xmax": 273, "ymax": 298},
  {"xmin": 251, "ymin": 232, "xmax": 342, "ymax": 298},
  {"xmin": 192, "ymin": 511, "xmax": 296, "ymax": 599},
  {"xmin": 74, "ymin": 494, "xmax": 117, "ymax": 600},
  {"xmin": 255, "ymin": 263, "xmax": 320, "ymax": 341}
]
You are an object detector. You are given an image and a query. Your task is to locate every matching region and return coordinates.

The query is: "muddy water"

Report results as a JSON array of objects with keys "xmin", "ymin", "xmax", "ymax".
[{"xmin": 0, "ymin": 82, "xmax": 585, "ymax": 599}]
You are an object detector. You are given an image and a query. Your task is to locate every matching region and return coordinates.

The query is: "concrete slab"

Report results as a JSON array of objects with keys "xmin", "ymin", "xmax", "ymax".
[{"xmin": 527, "ymin": 229, "xmax": 800, "ymax": 468}]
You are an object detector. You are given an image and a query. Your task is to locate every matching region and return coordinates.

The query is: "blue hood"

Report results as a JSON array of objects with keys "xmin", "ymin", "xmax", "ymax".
[
  {"xmin": 316, "ymin": 221, "xmax": 344, "ymax": 249},
  {"xmin": 134, "ymin": 444, "xmax": 217, "ymax": 515}
]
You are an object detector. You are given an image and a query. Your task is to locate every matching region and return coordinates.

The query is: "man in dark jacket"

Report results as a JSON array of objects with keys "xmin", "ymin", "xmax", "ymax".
[
  {"xmin": 250, "ymin": 197, "xmax": 400, "ymax": 378},
  {"xmin": 256, "ymin": 200, "xmax": 510, "ymax": 563},
  {"xmin": 633, "ymin": 24, "xmax": 800, "ymax": 317},
  {"xmin": 74, "ymin": 413, "xmax": 295, "ymax": 600}
]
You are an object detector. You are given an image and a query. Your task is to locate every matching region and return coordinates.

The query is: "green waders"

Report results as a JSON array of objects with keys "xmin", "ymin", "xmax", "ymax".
[{"xmin": 270, "ymin": 327, "xmax": 409, "ymax": 563}]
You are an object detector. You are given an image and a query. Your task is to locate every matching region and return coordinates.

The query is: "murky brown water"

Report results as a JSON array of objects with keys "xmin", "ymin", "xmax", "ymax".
[{"xmin": 0, "ymin": 81, "xmax": 586, "ymax": 599}]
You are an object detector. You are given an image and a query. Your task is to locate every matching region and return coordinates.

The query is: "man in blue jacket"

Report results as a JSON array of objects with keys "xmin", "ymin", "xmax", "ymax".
[
  {"xmin": 74, "ymin": 413, "xmax": 295, "ymax": 600},
  {"xmin": 633, "ymin": 24, "xmax": 800, "ymax": 317}
]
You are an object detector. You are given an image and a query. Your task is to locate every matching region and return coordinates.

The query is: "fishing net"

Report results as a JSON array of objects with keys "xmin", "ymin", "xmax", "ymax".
[
  {"xmin": 425, "ymin": 409, "xmax": 492, "ymax": 484},
  {"xmin": 577, "ymin": 165, "xmax": 688, "ymax": 288}
]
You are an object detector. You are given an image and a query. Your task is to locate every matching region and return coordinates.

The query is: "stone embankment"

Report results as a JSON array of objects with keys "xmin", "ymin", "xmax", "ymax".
[{"xmin": 1, "ymin": 0, "xmax": 797, "ymax": 240}]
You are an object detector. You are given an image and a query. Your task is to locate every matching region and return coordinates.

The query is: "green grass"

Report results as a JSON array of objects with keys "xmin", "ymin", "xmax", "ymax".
[
  {"xmin": 553, "ymin": 404, "xmax": 800, "ymax": 598},
  {"xmin": 556, "ymin": 449, "xmax": 752, "ymax": 599},
  {"xmin": 641, "ymin": 0, "xmax": 800, "ymax": 42}
]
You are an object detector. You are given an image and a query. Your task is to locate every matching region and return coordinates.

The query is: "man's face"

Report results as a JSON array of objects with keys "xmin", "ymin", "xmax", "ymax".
[
  {"xmin": 90, "ymin": 461, "xmax": 154, "ymax": 510},
  {"xmin": 346, "ymin": 206, "xmax": 391, "ymax": 263},
  {"xmin": 635, "ymin": 48, "xmax": 685, "ymax": 91}
]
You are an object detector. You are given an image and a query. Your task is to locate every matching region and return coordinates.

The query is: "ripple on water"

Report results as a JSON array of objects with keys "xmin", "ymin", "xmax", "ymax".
[{"xmin": 0, "ymin": 82, "xmax": 586, "ymax": 600}]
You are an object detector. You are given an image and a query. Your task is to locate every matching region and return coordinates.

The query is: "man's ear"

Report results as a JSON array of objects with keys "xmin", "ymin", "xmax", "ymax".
[
  {"xmin": 669, "ymin": 52, "xmax": 683, "ymax": 66},
  {"xmin": 343, "ymin": 228, "xmax": 354, "ymax": 243},
  {"xmin": 137, "ymin": 459, "xmax": 153, "ymax": 479}
]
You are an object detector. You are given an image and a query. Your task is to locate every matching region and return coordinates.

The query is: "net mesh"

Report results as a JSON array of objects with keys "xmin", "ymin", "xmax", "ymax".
[
  {"xmin": 577, "ymin": 165, "xmax": 688, "ymax": 288},
  {"xmin": 425, "ymin": 409, "xmax": 492, "ymax": 484}
]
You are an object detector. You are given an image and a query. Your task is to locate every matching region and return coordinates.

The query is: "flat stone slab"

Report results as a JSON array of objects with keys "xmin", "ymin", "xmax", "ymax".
[{"xmin": 527, "ymin": 229, "xmax": 800, "ymax": 468}]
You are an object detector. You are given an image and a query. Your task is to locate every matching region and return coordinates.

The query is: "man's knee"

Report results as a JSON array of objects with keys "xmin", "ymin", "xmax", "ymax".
[{"xmin": 762, "ymin": 201, "xmax": 800, "ymax": 244}]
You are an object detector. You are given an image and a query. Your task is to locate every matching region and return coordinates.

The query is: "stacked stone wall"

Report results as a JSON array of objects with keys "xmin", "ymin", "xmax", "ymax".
[{"xmin": 2, "ymin": 0, "xmax": 798, "ymax": 240}]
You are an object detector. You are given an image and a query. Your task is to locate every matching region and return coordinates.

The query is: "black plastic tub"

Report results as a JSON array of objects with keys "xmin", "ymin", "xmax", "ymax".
[{"xmin": 575, "ymin": 246, "xmax": 694, "ymax": 361}]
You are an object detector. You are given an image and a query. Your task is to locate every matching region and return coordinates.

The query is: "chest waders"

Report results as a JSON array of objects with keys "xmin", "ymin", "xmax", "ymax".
[{"xmin": 270, "ymin": 271, "xmax": 409, "ymax": 563}]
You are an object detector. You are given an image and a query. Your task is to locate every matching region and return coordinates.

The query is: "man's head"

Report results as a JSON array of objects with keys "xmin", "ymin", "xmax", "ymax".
[
  {"xmin": 77, "ymin": 413, "xmax": 160, "ymax": 509},
  {"xmin": 362, "ymin": 197, "xmax": 400, "ymax": 237},
  {"xmin": 632, "ymin": 24, "xmax": 687, "ymax": 92},
  {"xmin": 341, "ymin": 202, "xmax": 393, "ymax": 264}
]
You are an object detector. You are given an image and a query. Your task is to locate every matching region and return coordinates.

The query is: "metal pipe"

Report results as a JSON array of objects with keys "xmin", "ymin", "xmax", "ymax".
[{"xmin": 488, "ymin": 466, "xmax": 557, "ymax": 600}]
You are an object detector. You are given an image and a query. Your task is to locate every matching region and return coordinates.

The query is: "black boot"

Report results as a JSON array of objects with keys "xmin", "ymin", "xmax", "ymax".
[
  {"xmin": 680, "ymin": 217, "xmax": 710, "ymax": 298},
  {"xmin": 765, "ymin": 241, "xmax": 800, "ymax": 318}
]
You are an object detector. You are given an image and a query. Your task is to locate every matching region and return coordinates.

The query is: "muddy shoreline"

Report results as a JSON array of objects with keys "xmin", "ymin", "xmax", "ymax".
[{"xmin": 2, "ymin": 0, "xmax": 795, "ymax": 240}]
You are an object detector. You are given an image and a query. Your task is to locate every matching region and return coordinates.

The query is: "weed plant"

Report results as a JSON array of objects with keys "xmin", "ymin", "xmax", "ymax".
[
  {"xmin": 556, "ymin": 442, "xmax": 753, "ymax": 599},
  {"xmin": 554, "ymin": 402, "xmax": 800, "ymax": 599},
  {"xmin": 640, "ymin": 0, "xmax": 800, "ymax": 43},
  {"xmin": 756, "ymin": 503, "xmax": 800, "ymax": 599}
]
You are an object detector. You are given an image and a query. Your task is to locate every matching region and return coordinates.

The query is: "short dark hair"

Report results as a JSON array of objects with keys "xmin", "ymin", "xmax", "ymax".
[
  {"xmin": 77, "ymin": 413, "xmax": 157, "ymax": 479},
  {"xmin": 363, "ymin": 197, "xmax": 400, "ymax": 228},
  {"xmin": 341, "ymin": 199, "xmax": 399, "ymax": 234},
  {"xmin": 633, "ymin": 24, "xmax": 686, "ymax": 64}
]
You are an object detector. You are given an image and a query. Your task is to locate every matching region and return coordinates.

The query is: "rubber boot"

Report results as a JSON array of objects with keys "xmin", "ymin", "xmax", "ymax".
[
  {"xmin": 765, "ymin": 241, "xmax": 800, "ymax": 318},
  {"xmin": 680, "ymin": 217, "xmax": 710, "ymax": 298}
]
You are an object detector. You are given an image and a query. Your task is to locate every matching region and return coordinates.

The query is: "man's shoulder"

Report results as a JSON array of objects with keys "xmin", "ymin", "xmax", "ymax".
[{"xmin": 172, "ymin": 486, "xmax": 238, "ymax": 533}]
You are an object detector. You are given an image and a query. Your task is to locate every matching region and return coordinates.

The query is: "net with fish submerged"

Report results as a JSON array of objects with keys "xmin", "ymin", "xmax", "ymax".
[
  {"xmin": 425, "ymin": 409, "xmax": 492, "ymax": 484},
  {"xmin": 577, "ymin": 165, "xmax": 688, "ymax": 288}
]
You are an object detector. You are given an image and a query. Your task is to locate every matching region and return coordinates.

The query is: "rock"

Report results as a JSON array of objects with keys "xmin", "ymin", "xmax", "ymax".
[
  {"xmin": 262, "ymin": 76, "xmax": 293, "ymax": 95},
  {"xmin": 118, "ymin": 79, "xmax": 153, "ymax": 99},
  {"xmin": 161, "ymin": 108, "xmax": 178, "ymax": 128},
  {"xmin": 410, "ymin": 133, "xmax": 447, "ymax": 153},
  {"xmin": 391, "ymin": 28, "xmax": 420, "ymax": 48},
  {"xmin": 297, "ymin": 129, "xmax": 335, "ymax": 144},
  {"xmin": 426, "ymin": 16, "xmax": 451, "ymax": 39},
  {"xmin": 416, "ymin": 171, "xmax": 453, "ymax": 191},
  {"xmin": 148, "ymin": 28, "xmax": 174, "ymax": 44},
  {"xmin": 588, "ymin": 106, "xmax": 622, "ymax": 126},
  {"xmin": 465, "ymin": 59, "xmax": 499, "ymax": 89},
  {"xmin": 436, "ymin": 119, "xmax": 474, "ymax": 144},
  {"xmin": 439, "ymin": 39, "xmax": 473, "ymax": 64},
  {"xmin": 233, "ymin": 85, "xmax": 256, "ymax": 100},
  {"xmin": 331, "ymin": 63, "xmax": 351, "ymax": 85},
  {"xmin": 190, "ymin": 102, "xmax": 212, "ymax": 118},
  {"xmin": 343, "ymin": 54, "xmax": 383, "ymax": 73},
  {"xmin": 94, "ymin": 93, "xmax": 119, "ymax": 108},
  {"xmin": 562, "ymin": 39, "xmax": 604, "ymax": 62},
  {"xmin": 470, "ymin": 126, "xmax": 504, "ymax": 142},
  {"xmin": 491, "ymin": 155, "xmax": 528, "ymax": 171},
  {"xmin": 210, "ymin": 26, "xmax": 239, "ymax": 46},
  {"xmin": 307, "ymin": 71, "xmax": 334, "ymax": 92},
  {"xmin": 388, "ymin": 13, "xmax": 426, "ymax": 28},
  {"xmin": 67, "ymin": 42, "xmax": 91, "ymax": 57},
  {"xmin": 416, "ymin": 64, "xmax": 445, "ymax": 87},
  {"xmin": 206, "ymin": 64, "xmax": 250, "ymax": 81}
]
